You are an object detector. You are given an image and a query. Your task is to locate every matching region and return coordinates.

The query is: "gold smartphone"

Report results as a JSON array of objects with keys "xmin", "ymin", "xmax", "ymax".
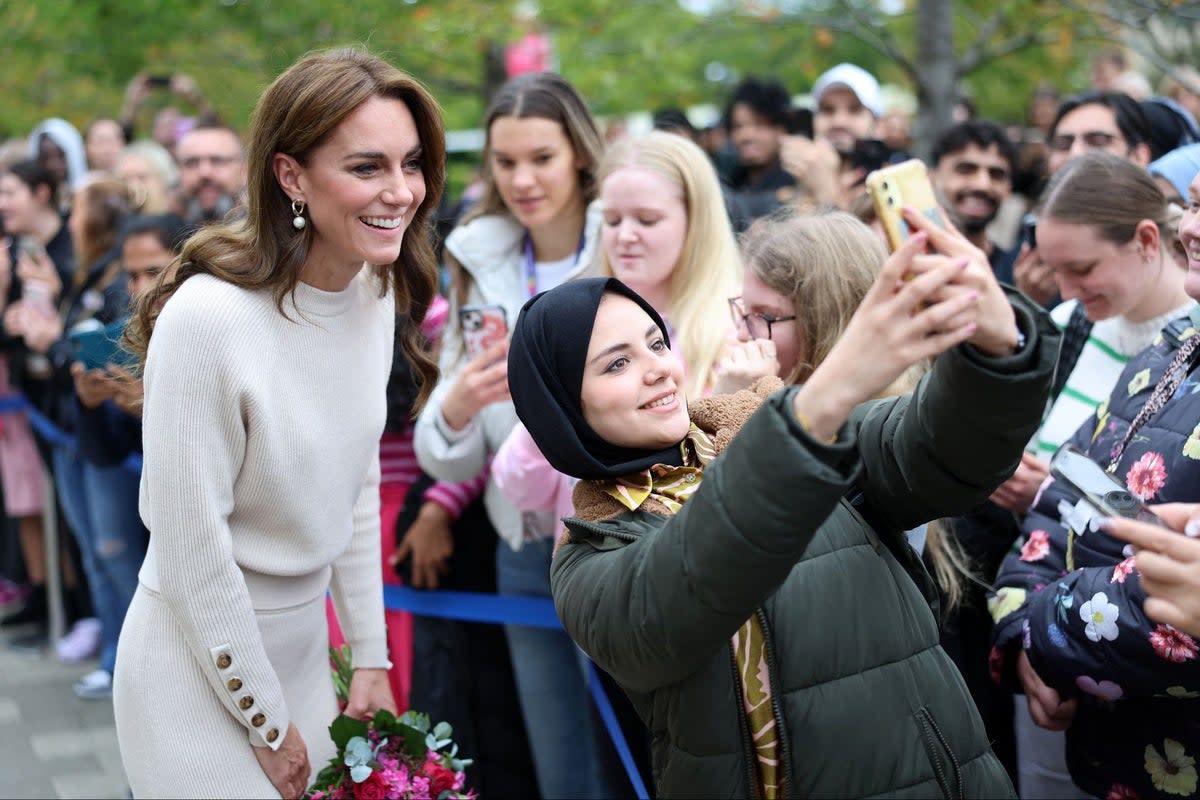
[{"xmin": 866, "ymin": 159, "xmax": 942, "ymax": 253}]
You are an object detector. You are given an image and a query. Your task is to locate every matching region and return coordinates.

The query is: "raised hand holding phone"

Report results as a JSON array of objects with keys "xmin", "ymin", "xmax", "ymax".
[
  {"xmin": 791, "ymin": 230, "xmax": 982, "ymax": 442},
  {"xmin": 441, "ymin": 339, "xmax": 511, "ymax": 432},
  {"xmin": 901, "ymin": 206, "xmax": 1018, "ymax": 358},
  {"xmin": 1103, "ymin": 503, "xmax": 1200, "ymax": 638}
]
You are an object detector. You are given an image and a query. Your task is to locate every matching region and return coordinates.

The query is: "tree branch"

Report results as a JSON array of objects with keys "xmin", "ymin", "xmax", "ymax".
[
  {"xmin": 957, "ymin": 29, "xmax": 1061, "ymax": 75},
  {"xmin": 832, "ymin": 0, "xmax": 917, "ymax": 77}
]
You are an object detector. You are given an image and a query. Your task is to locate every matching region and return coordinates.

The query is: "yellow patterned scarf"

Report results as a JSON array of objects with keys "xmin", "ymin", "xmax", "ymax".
[
  {"xmin": 599, "ymin": 425, "xmax": 716, "ymax": 513},
  {"xmin": 598, "ymin": 425, "xmax": 783, "ymax": 798}
]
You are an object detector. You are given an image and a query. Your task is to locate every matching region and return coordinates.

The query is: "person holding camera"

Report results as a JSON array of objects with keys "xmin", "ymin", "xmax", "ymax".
[
  {"xmin": 118, "ymin": 72, "xmax": 215, "ymax": 158},
  {"xmin": 780, "ymin": 64, "xmax": 902, "ymax": 211},
  {"xmin": 507, "ymin": 196, "xmax": 1058, "ymax": 795},
  {"xmin": 989, "ymin": 162, "xmax": 1200, "ymax": 800}
]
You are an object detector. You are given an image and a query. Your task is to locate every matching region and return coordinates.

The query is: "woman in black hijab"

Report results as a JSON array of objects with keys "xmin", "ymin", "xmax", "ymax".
[{"xmin": 507, "ymin": 214, "xmax": 1061, "ymax": 799}]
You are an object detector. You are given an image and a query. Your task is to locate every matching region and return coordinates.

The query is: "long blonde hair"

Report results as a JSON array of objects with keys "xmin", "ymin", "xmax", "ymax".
[
  {"xmin": 595, "ymin": 132, "xmax": 740, "ymax": 397},
  {"xmin": 125, "ymin": 48, "xmax": 447, "ymax": 412}
]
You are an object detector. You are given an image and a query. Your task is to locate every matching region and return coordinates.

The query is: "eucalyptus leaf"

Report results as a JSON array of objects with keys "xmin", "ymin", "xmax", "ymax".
[
  {"xmin": 433, "ymin": 721, "xmax": 453, "ymax": 740},
  {"xmin": 399, "ymin": 710, "xmax": 431, "ymax": 732},
  {"xmin": 330, "ymin": 714, "xmax": 369, "ymax": 752}
]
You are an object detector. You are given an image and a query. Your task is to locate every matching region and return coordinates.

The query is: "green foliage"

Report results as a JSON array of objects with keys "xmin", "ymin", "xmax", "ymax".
[
  {"xmin": 1, "ymin": 0, "xmax": 1100, "ymax": 141},
  {"xmin": 329, "ymin": 714, "xmax": 370, "ymax": 752},
  {"xmin": 329, "ymin": 644, "xmax": 354, "ymax": 703}
]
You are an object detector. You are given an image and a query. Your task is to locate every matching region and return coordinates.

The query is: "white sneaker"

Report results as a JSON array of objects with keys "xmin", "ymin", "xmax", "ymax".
[
  {"xmin": 74, "ymin": 668, "xmax": 112, "ymax": 700},
  {"xmin": 57, "ymin": 617, "xmax": 102, "ymax": 663}
]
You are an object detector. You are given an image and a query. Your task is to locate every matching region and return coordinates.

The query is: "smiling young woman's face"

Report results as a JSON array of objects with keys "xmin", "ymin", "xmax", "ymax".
[{"xmin": 580, "ymin": 293, "xmax": 691, "ymax": 450}]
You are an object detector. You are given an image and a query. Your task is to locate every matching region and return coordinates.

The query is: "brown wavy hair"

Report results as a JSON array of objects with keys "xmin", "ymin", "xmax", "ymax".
[
  {"xmin": 71, "ymin": 178, "xmax": 134, "ymax": 286},
  {"xmin": 124, "ymin": 47, "xmax": 447, "ymax": 411}
]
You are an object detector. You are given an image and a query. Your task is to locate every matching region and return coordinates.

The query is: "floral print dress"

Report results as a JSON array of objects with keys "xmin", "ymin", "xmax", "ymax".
[{"xmin": 991, "ymin": 310, "xmax": 1200, "ymax": 800}]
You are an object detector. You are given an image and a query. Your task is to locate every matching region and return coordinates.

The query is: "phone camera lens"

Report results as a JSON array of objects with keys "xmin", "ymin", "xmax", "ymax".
[
  {"xmin": 1105, "ymin": 490, "xmax": 1137, "ymax": 512},
  {"xmin": 886, "ymin": 197, "xmax": 895, "ymax": 206}
]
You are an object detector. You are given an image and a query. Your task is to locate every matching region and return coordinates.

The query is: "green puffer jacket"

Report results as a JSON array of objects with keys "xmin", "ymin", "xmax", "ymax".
[{"xmin": 551, "ymin": 292, "xmax": 1059, "ymax": 799}]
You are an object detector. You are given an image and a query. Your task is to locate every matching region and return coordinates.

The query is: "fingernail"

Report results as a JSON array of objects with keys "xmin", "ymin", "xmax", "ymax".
[
  {"xmin": 970, "ymin": 290, "xmax": 979, "ymax": 301},
  {"xmin": 958, "ymin": 258, "xmax": 970, "ymax": 270},
  {"xmin": 1097, "ymin": 516, "xmax": 1113, "ymax": 530},
  {"xmin": 1186, "ymin": 520, "xmax": 1200, "ymax": 538}
]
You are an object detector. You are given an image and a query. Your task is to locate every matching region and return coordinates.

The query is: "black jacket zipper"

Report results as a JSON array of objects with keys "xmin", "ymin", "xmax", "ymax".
[
  {"xmin": 728, "ymin": 646, "xmax": 763, "ymax": 800},
  {"xmin": 757, "ymin": 608, "xmax": 791, "ymax": 800},
  {"xmin": 925, "ymin": 710, "xmax": 963, "ymax": 799}
]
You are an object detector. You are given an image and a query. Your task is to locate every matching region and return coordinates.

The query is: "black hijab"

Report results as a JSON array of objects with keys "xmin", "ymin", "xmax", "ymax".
[{"xmin": 508, "ymin": 277, "xmax": 687, "ymax": 481}]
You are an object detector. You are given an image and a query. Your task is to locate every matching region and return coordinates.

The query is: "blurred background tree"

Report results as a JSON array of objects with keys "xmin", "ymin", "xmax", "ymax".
[{"xmin": 1, "ymin": 0, "xmax": 1180, "ymax": 153}]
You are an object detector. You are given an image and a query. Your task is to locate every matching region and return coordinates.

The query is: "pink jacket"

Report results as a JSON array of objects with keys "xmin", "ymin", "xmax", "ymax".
[{"xmin": 492, "ymin": 423, "xmax": 576, "ymax": 538}]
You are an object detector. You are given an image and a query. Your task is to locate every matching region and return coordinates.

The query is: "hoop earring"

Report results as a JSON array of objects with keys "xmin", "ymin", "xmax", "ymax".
[{"xmin": 291, "ymin": 199, "xmax": 307, "ymax": 230}]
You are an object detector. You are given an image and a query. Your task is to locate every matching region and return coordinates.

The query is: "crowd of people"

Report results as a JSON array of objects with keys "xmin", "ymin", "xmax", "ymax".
[{"xmin": 1, "ymin": 44, "xmax": 1200, "ymax": 800}]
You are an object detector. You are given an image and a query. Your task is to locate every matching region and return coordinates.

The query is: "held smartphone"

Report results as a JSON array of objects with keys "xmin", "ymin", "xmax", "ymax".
[
  {"xmin": 459, "ymin": 304, "xmax": 508, "ymax": 360},
  {"xmin": 865, "ymin": 159, "xmax": 943, "ymax": 253},
  {"xmin": 1049, "ymin": 444, "xmax": 1167, "ymax": 528},
  {"xmin": 145, "ymin": 75, "xmax": 172, "ymax": 88},
  {"xmin": 68, "ymin": 318, "xmax": 133, "ymax": 371}
]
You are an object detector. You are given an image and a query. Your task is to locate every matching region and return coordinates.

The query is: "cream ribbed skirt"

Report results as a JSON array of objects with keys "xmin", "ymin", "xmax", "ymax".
[{"xmin": 113, "ymin": 584, "xmax": 339, "ymax": 798}]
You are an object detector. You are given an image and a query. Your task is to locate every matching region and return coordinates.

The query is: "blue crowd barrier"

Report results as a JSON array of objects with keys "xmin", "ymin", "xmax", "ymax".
[
  {"xmin": 0, "ymin": 394, "xmax": 143, "ymax": 472},
  {"xmin": 0, "ymin": 392, "xmax": 650, "ymax": 799}
]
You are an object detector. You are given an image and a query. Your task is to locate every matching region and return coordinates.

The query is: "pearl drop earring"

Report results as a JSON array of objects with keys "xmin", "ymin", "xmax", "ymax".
[{"xmin": 292, "ymin": 198, "xmax": 307, "ymax": 230}]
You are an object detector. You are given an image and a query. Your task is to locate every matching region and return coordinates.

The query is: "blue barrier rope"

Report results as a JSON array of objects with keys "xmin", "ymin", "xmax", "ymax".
[
  {"xmin": 0, "ymin": 394, "xmax": 143, "ymax": 473},
  {"xmin": 0, "ymin": 392, "xmax": 649, "ymax": 798},
  {"xmin": 587, "ymin": 662, "xmax": 651, "ymax": 800},
  {"xmin": 385, "ymin": 584, "xmax": 650, "ymax": 798},
  {"xmin": 383, "ymin": 585, "xmax": 562, "ymax": 630}
]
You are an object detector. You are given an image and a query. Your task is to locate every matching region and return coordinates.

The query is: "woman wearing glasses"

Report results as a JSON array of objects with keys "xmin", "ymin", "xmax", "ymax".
[{"xmin": 723, "ymin": 208, "xmax": 927, "ymax": 398}]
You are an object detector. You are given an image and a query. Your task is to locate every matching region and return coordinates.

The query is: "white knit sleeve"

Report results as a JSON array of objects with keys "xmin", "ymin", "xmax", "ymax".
[
  {"xmin": 140, "ymin": 287, "xmax": 290, "ymax": 750},
  {"xmin": 328, "ymin": 452, "xmax": 389, "ymax": 669}
]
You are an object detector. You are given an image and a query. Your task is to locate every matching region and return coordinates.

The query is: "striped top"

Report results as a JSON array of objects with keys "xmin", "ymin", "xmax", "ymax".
[
  {"xmin": 1030, "ymin": 299, "xmax": 1196, "ymax": 458},
  {"xmin": 380, "ymin": 429, "xmax": 487, "ymax": 520},
  {"xmin": 380, "ymin": 431, "xmax": 422, "ymax": 486}
]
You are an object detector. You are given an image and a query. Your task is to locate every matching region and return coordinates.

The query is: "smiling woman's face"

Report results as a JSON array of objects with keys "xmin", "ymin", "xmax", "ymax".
[{"xmin": 579, "ymin": 293, "xmax": 691, "ymax": 450}]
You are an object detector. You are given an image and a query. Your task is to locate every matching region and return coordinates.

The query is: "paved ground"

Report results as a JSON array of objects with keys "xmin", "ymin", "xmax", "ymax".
[{"xmin": 0, "ymin": 619, "xmax": 129, "ymax": 799}]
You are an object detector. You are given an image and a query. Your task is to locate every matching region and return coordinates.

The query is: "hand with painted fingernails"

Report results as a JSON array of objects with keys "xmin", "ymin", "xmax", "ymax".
[{"xmin": 902, "ymin": 205, "xmax": 1021, "ymax": 358}]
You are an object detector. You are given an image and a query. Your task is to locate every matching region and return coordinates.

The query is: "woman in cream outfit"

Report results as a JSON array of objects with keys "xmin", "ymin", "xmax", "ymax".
[{"xmin": 112, "ymin": 49, "xmax": 446, "ymax": 799}]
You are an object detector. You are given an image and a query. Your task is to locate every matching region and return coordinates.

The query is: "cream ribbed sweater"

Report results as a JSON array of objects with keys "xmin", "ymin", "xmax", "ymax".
[{"xmin": 137, "ymin": 270, "xmax": 392, "ymax": 750}]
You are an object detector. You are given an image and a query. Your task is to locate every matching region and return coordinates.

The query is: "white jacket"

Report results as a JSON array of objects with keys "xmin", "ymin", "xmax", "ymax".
[{"xmin": 414, "ymin": 205, "xmax": 601, "ymax": 549}]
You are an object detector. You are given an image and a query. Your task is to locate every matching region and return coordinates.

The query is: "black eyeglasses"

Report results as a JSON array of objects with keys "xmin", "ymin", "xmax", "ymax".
[
  {"xmin": 729, "ymin": 296, "xmax": 795, "ymax": 341},
  {"xmin": 1048, "ymin": 131, "xmax": 1120, "ymax": 152}
]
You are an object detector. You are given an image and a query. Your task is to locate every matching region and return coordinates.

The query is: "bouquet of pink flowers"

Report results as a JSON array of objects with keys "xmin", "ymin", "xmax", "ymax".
[{"xmin": 306, "ymin": 648, "xmax": 474, "ymax": 800}]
